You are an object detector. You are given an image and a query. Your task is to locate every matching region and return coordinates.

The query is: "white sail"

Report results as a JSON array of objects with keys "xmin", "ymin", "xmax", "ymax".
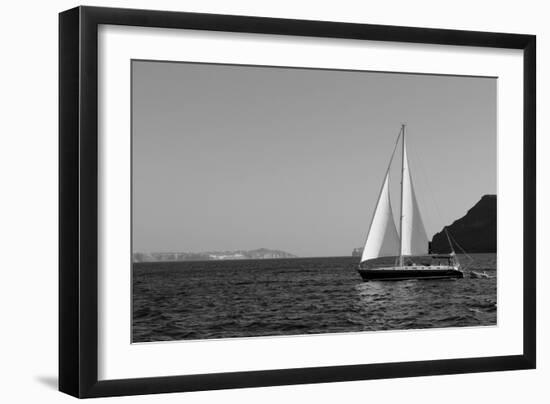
[
  {"xmin": 400, "ymin": 138, "xmax": 429, "ymax": 256},
  {"xmin": 360, "ymin": 172, "xmax": 400, "ymax": 262}
]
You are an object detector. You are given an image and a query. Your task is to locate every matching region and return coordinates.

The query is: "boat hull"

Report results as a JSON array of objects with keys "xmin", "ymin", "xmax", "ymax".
[{"xmin": 357, "ymin": 267, "xmax": 463, "ymax": 281}]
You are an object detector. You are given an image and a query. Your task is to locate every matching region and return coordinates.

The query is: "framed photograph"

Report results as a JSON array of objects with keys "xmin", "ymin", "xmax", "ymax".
[{"xmin": 59, "ymin": 6, "xmax": 536, "ymax": 398}]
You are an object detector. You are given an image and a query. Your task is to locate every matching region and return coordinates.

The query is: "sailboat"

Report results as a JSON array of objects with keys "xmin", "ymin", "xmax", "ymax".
[{"xmin": 357, "ymin": 124, "xmax": 463, "ymax": 281}]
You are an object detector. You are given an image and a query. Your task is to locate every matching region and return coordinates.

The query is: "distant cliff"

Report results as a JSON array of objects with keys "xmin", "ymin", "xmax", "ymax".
[
  {"xmin": 133, "ymin": 248, "xmax": 297, "ymax": 262},
  {"xmin": 352, "ymin": 247, "xmax": 363, "ymax": 257},
  {"xmin": 431, "ymin": 194, "xmax": 496, "ymax": 253}
]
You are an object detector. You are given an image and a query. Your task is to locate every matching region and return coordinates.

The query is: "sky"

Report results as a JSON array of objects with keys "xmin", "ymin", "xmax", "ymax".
[{"xmin": 132, "ymin": 60, "xmax": 496, "ymax": 257}]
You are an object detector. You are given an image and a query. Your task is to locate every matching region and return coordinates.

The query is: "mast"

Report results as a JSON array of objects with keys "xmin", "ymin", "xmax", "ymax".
[{"xmin": 399, "ymin": 124, "xmax": 405, "ymax": 267}]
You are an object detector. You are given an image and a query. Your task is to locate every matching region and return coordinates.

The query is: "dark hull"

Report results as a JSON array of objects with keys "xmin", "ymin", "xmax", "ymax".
[{"xmin": 358, "ymin": 268, "xmax": 463, "ymax": 282}]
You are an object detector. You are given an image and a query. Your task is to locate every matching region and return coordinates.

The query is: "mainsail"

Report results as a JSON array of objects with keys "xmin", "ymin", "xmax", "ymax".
[{"xmin": 400, "ymin": 135, "xmax": 429, "ymax": 257}]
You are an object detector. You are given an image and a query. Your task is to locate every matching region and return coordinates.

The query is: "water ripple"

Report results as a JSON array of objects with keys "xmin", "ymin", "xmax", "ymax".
[{"xmin": 133, "ymin": 254, "xmax": 496, "ymax": 342}]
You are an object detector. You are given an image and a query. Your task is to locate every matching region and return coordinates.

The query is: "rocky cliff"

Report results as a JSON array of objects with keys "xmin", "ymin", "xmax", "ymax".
[
  {"xmin": 430, "ymin": 194, "xmax": 496, "ymax": 253},
  {"xmin": 351, "ymin": 247, "xmax": 363, "ymax": 257}
]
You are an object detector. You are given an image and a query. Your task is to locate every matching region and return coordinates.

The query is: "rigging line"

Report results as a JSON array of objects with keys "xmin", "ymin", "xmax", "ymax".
[
  {"xmin": 448, "ymin": 232, "xmax": 474, "ymax": 263},
  {"xmin": 407, "ymin": 132, "xmax": 470, "ymax": 269},
  {"xmin": 408, "ymin": 134, "xmax": 448, "ymax": 250},
  {"xmin": 449, "ymin": 233, "xmax": 475, "ymax": 271},
  {"xmin": 408, "ymin": 134, "xmax": 473, "ymax": 271},
  {"xmin": 444, "ymin": 228, "xmax": 455, "ymax": 254}
]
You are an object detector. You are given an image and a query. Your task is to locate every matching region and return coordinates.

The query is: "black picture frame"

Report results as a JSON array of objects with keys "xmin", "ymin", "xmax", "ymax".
[{"xmin": 59, "ymin": 5, "xmax": 536, "ymax": 398}]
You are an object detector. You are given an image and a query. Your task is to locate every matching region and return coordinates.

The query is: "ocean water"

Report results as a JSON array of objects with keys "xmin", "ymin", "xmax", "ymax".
[{"xmin": 132, "ymin": 254, "xmax": 496, "ymax": 342}]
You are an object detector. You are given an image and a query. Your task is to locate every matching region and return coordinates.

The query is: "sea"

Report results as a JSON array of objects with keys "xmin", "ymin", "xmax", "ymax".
[{"xmin": 132, "ymin": 253, "xmax": 496, "ymax": 343}]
